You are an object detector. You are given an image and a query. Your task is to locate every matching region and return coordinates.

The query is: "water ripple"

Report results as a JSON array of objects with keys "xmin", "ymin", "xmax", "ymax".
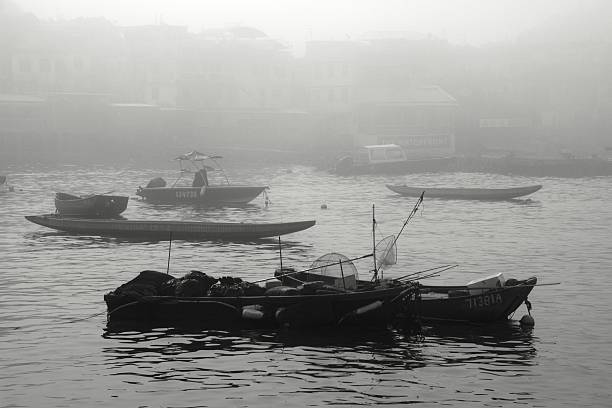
[{"xmin": 1, "ymin": 166, "xmax": 611, "ymax": 407}]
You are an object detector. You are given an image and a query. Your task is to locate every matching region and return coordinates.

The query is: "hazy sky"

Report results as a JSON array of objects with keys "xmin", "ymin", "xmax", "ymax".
[{"xmin": 14, "ymin": 0, "xmax": 602, "ymax": 47}]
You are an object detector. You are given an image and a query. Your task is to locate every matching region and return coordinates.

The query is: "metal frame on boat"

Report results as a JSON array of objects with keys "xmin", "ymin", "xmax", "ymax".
[{"xmin": 135, "ymin": 151, "xmax": 268, "ymax": 205}]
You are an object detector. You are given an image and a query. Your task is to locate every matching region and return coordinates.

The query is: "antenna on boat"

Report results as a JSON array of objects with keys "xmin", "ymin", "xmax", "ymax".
[
  {"xmin": 372, "ymin": 204, "xmax": 378, "ymax": 281},
  {"xmin": 166, "ymin": 232, "xmax": 173, "ymax": 274}
]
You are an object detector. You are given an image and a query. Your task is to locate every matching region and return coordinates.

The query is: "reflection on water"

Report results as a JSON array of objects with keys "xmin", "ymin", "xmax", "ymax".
[
  {"xmin": 2, "ymin": 165, "xmax": 612, "ymax": 407},
  {"xmin": 100, "ymin": 325, "xmax": 537, "ymax": 405}
]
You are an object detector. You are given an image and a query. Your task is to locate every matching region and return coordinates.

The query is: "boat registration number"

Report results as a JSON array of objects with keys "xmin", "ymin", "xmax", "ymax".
[
  {"xmin": 176, "ymin": 191, "xmax": 198, "ymax": 199},
  {"xmin": 465, "ymin": 293, "xmax": 503, "ymax": 309}
]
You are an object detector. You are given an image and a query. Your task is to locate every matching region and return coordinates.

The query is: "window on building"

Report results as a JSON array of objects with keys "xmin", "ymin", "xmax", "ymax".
[
  {"xmin": 40, "ymin": 59, "xmax": 51, "ymax": 73},
  {"xmin": 314, "ymin": 63, "xmax": 321, "ymax": 79},
  {"xmin": 310, "ymin": 89, "xmax": 320, "ymax": 104},
  {"xmin": 151, "ymin": 86, "xmax": 159, "ymax": 101},
  {"xmin": 328, "ymin": 88, "xmax": 334, "ymax": 102},
  {"xmin": 275, "ymin": 65, "xmax": 284, "ymax": 78},
  {"xmin": 74, "ymin": 56, "xmax": 83, "ymax": 70},
  {"xmin": 55, "ymin": 59, "xmax": 66, "ymax": 74},
  {"xmin": 19, "ymin": 58, "xmax": 31, "ymax": 73}
]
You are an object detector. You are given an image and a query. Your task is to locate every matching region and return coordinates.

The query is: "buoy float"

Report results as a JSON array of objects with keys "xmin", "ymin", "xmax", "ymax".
[
  {"xmin": 520, "ymin": 314, "xmax": 535, "ymax": 327},
  {"xmin": 321, "ymin": 203, "xmax": 327, "ymax": 209}
]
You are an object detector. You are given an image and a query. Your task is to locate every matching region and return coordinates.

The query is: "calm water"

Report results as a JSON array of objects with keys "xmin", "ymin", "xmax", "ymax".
[{"xmin": 1, "ymin": 163, "xmax": 611, "ymax": 407}]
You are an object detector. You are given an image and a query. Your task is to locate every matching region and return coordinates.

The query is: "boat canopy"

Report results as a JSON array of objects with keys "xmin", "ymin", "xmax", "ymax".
[
  {"xmin": 356, "ymin": 144, "xmax": 407, "ymax": 165},
  {"xmin": 175, "ymin": 151, "xmax": 223, "ymax": 161}
]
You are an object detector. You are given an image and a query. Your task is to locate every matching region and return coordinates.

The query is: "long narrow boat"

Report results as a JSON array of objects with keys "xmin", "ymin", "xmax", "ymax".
[
  {"xmin": 25, "ymin": 214, "xmax": 316, "ymax": 240},
  {"xmin": 55, "ymin": 192, "xmax": 129, "ymax": 217},
  {"xmin": 417, "ymin": 276, "xmax": 536, "ymax": 323},
  {"xmin": 386, "ymin": 184, "xmax": 542, "ymax": 200}
]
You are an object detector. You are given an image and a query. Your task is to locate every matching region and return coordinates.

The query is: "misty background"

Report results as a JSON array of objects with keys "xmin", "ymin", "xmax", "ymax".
[{"xmin": 1, "ymin": 0, "xmax": 611, "ymax": 165}]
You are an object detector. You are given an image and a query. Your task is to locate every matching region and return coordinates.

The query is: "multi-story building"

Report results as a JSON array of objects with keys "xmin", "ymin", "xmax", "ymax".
[{"xmin": 303, "ymin": 39, "xmax": 457, "ymax": 158}]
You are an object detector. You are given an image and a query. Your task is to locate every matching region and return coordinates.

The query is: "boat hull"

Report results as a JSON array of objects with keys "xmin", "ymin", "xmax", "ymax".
[
  {"xmin": 25, "ymin": 214, "xmax": 316, "ymax": 240},
  {"xmin": 105, "ymin": 285, "xmax": 416, "ymax": 329},
  {"xmin": 386, "ymin": 184, "xmax": 542, "ymax": 200},
  {"xmin": 54, "ymin": 193, "xmax": 129, "ymax": 217},
  {"xmin": 136, "ymin": 185, "xmax": 267, "ymax": 205},
  {"xmin": 417, "ymin": 277, "xmax": 536, "ymax": 323}
]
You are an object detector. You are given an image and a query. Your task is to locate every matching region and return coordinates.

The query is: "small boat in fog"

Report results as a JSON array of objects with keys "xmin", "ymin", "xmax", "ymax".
[
  {"xmin": 386, "ymin": 184, "xmax": 542, "ymax": 200},
  {"xmin": 418, "ymin": 274, "xmax": 537, "ymax": 323},
  {"xmin": 54, "ymin": 192, "xmax": 129, "ymax": 217},
  {"xmin": 333, "ymin": 144, "xmax": 453, "ymax": 175},
  {"xmin": 25, "ymin": 214, "xmax": 315, "ymax": 240},
  {"xmin": 136, "ymin": 151, "xmax": 268, "ymax": 205}
]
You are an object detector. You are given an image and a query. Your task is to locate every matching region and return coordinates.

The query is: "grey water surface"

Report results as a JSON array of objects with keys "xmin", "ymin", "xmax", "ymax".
[{"xmin": 1, "ymin": 164, "xmax": 611, "ymax": 407}]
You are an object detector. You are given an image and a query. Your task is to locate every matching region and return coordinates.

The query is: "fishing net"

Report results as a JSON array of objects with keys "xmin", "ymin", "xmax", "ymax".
[
  {"xmin": 310, "ymin": 252, "xmax": 359, "ymax": 290},
  {"xmin": 375, "ymin": 235, "xmax": 397, "ymax": 270}
]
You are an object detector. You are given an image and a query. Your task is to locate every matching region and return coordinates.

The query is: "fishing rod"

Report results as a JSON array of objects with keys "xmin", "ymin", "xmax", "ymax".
[
  {"xmin": 252, "ymin": 253, "xmax": 374, "ymax": 284},
  {"xmin": 458, "ymin": 282, "xmax": 561, "ymax": 290},
  {"xmin": 372, "ymin": 192, "xmax": 425, "ymax": 281},
  {"xmin": 405, "ymin": 265, "xmax": 458, "ymax": 281},
  {"xmin": 396, "ymin": 264, "xmax": 454, "ymax": 281},
  {"xmin": 392, "ymin": 191, "xmax": 424, "ymax": 246}
]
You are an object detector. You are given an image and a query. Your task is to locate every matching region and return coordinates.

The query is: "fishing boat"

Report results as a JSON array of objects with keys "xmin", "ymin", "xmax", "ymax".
[
  {"xmin": 105, "ymin": 201, "xmax": 426, "ymax": 329},
  {"xmin": 417, "ymin": 273, "xmax": 537, "ymax": 323},
  {"xmin": 104, "ymin": 258, "xmax": 420, "ymax": 330},
  {"xmin": 386, "ymin": 184, "xmax": 542, "ymax": 200},
  {"xmin": 333, "ymin": 144, "xmax": 453, "ymax": 175},
  {"xmin": 54, "ymin": 192, "xmax": 129, "ymax": 217},
  {"xmin": 277, "ymin": 263, "xmax": 537, "ymax": 324},
  {"xmin": 24, "ymin": 214, "xmax": 316, "ymax": 240},
  {"xmin": 135, "ymin": 151, "xmax": 268, "ymax": 205}
]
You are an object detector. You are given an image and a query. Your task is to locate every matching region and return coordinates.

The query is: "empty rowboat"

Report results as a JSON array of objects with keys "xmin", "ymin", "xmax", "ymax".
[
  {"xmin": 25, "ymin": 214, "xmax": 316, "ymax": 240},
  {"xmin": 386, "ymin": 184, "xmax": 542, "ymax": 200},
  {"xmin": 54, "ymin": 193, "xmax": 129, "ymax": 217}
]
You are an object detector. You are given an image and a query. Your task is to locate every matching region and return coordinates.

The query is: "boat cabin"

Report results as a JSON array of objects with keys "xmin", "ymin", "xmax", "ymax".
[{"xmin": 354, "ymin": 144, "xmax": 408, "ymax": 166}]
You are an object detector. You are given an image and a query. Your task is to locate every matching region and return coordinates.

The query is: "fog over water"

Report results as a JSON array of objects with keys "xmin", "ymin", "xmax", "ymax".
[{"xmin": 2, "ymin": 1, "xmax": 612, "ymax": 407}]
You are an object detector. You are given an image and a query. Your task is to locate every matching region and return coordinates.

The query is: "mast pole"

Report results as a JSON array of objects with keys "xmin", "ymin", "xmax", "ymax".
[
  {"xmin": 278, "ymin": 236, "xmax": 283, "ymax": 271},
  {"xmin": 166, "ymin": 232, "xmax": 172, "ymax": 274},
  {"xmin": 372, "ymin": 204, "xmax": 378, "ymax": 281}
]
